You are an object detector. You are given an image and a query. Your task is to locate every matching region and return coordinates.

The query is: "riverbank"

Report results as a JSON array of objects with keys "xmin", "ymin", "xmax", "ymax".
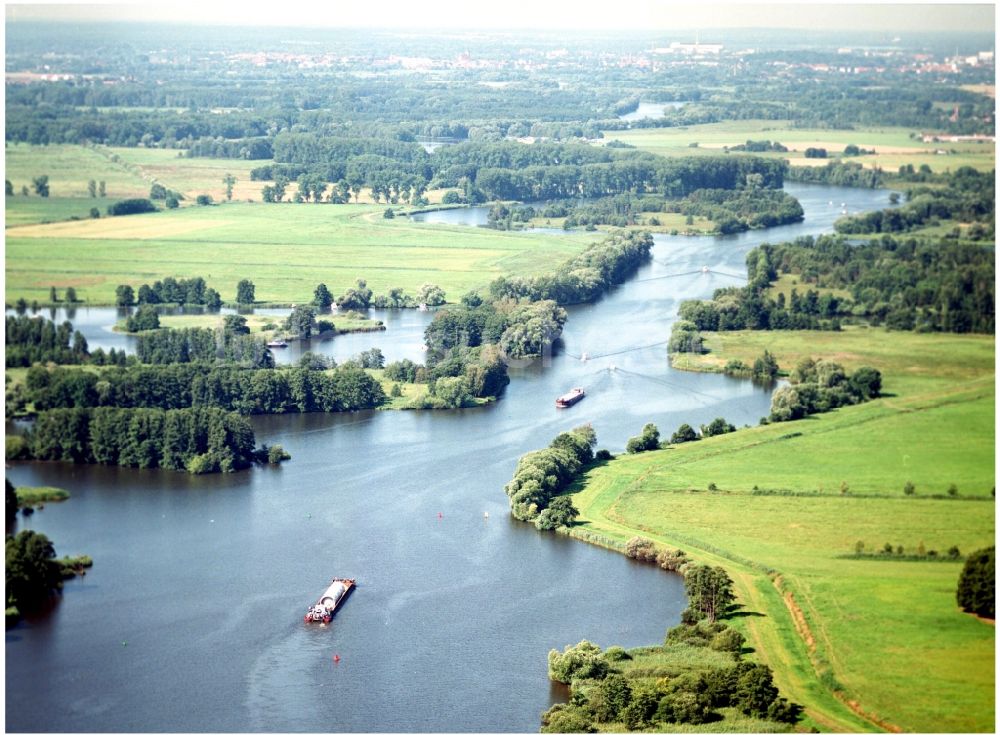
[{"xmin": 564, "ymin": 328, "xmax": 995, "ymax": 732}]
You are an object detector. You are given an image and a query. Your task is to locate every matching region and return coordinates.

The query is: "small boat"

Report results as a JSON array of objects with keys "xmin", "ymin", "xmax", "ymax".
[
  {"xmin": 556, "ymin": 387, "xmax": 585, "ymax": 408},
  {"xmin": 304, "ymin": 578, "xmax": 355, "ymax": 624},
  {"xmin": 267, "ymin": 339, "xmax": 288, "ymax": 348}
]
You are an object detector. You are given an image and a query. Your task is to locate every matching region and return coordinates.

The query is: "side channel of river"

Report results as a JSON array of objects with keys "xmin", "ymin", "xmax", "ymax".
[{"xmin": 5, "ymin": 183, "xmax": 896, "ymax": 732}]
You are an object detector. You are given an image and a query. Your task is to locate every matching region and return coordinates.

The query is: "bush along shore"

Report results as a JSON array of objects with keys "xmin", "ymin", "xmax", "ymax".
[
  {"xmin": 541, "ymin": 542, "xmax": 801, "ymax": 732},
  {"xmin": 503, "ymin": 427, "xmax": 801, "ymax": 732}
]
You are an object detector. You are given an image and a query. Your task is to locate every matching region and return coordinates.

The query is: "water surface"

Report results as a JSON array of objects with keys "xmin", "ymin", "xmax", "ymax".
[{"xmin": 5, "ymin": 182, "xmax": 895, "ymax": 732}]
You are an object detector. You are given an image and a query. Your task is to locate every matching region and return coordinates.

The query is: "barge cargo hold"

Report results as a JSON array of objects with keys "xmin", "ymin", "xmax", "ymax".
[
  {"xmin": 304, "ymin": 578, "xmax": 355, "ymax": 624},
  {"xmin": 556, "ymin": 387, "xmax": 585, "ymax": 408}
]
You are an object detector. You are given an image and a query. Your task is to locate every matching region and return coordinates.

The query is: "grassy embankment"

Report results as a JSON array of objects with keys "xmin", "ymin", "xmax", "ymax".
[
  {"xmin": 602, "ymin": 121, "xmax": 996, "ymax": 174},
  {"xmin": 5, "ymin": 199, "xmax": 594, "ymax": 306},
  {"xmin": 567, "ymin": 327, "xmax": 994, "ymax": 732},
  {"xmin": 117, "ymin": 311, "xmax": 386, "ymax": 335},
  {"xmin": 15, "ymin": 486, "xmax": 70, "ymax": 507}
]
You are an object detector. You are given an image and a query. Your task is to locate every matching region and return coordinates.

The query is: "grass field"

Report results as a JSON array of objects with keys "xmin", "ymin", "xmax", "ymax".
[
  {"xmin": 5, "ymin": 143, "xmax": 460, "ymax": 215},
  {"xmin": 602, "ymin": 121, "xmax": 996, "ymax": 174},
  {"xmin": 146, "ymin": 312, "xmax": 385, "ymax": 336},
  {"xmin": 568, "ymin": 328, "xmax": 995, "ymax": 732},
  {"xmin": 5, "ymin": 200, "xmax": 595, "ymax": 305}
]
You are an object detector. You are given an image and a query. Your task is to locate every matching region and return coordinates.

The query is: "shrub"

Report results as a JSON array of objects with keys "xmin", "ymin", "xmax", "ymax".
[
  {"xmin": 108, "ymin": 198, "xmax": 157, "ymax": 216},
  {"xmin": 670, "ymin": 423, "xmax": 699, "ymax": 444},
  {"xmin": 904, "ymin": 481, "xmax": 915, "ymax": 495},
  {"xmin": 266, "ymin": 445, "xmax": 290, "ymax": 464},
  {"xmin": 196, "ymin": 194, "xmax": 213, "ymax": 206},
  {"xmin": 626, "ymin": 422, "xmax": 660, "ymax": 453},
  {"xmin": 625, "ymin": 536, "xmax": 658, "ymax": 562},
  {"xmin": 547, "ymin": 640, "xmax": 610, "ymax": 683},
  {"xmin": 957, "ymin": 546, "xmax": 995, "ymax": 617},
  {"xmin": 540, "ymin": 704, "xmax": 595, "ymax": 733},
  {"xmin": 594, "ymin": 449, "xmax": 612, "ymax": 461}
]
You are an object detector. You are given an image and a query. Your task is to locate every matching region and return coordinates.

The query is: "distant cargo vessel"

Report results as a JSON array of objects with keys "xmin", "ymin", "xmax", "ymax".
[
  {"xmin": 556, "ymin": 387, "xmax": 585, "ymax": 408},
  {"xmin": 304, "ymin": 578, "xmax": 355, "ymax": 624}
]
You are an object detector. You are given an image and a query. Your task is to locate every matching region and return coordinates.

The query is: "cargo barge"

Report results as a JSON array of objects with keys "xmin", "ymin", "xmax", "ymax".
[
  {"xmin": 304, "ymin": 578, "xmax": 355, "ymax": 624},
  {"xmin": 556, "ymin": 387, "xmax": 585, "ymax": 408}
]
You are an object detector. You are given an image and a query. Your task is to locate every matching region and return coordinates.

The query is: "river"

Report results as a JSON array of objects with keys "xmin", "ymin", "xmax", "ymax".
[{"xmin": 5, "ymin": 182, "xmax": 896, "ymax": 732}]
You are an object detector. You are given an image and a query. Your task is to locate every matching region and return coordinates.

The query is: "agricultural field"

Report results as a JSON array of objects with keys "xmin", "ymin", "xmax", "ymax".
[
  {"xmin": 5, "ymin": 200, "xmax": 595, "ymax": 305},
  {"xmin": 570, "ymin": 328, "xmax": 995, "ymax": 732},
  {"xmin": 602, "ymin": 121, "xmax": 996, "ymax": 173}
]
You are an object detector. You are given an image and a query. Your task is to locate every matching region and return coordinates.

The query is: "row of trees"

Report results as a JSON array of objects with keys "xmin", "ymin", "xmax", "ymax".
[
  {"xmin": 8, "ymin": 406, "xmax": 268, "ymax": 474},
  {"xmin": 22, "ymin": 363, "xmax": 386, "ymax": 415},
  {"xmin": 115, "ymin": 277, "xmax": 223, "ymax": 308},
  {"xmin": 6, "ymin": 315, "xmax": 88, "ymax": 367},
  {"xmin": 134, "ymin": 327, "xmax": 274, "ymax": 367},
  {"xmin": 487, "ymin": 229, "xmax": 654, "ymax": 305},
  {"xmin": 504, "ymin": 424, "xmax": 596, "ymax": 525}
]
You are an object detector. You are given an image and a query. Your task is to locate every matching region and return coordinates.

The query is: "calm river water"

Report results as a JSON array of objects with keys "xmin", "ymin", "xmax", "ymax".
[{"xmin": 5, "ymin": 183, "xmax": 895, "ymax": 732}]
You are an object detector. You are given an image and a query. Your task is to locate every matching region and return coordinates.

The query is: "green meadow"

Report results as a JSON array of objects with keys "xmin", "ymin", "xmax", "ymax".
[
  {"xmin": 569, "ymin": 328, "xmax": 995, "ymax": 732},
  {"xmin": 5, "ymin": 200, "xmax": 595, "ymax": 305},
  {"xmin": 602, "ymin": 121, "xmax": 996, "ymax": 173}
]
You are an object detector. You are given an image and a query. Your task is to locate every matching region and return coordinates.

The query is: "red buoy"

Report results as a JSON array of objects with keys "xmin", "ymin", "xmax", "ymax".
[
  {"xmin": 437, "ymin": 512, "xmax": 443, "ymax": 519},
  {"xmin": 333, "ymin": 654, "xmax": 341, "ymax": 663}
]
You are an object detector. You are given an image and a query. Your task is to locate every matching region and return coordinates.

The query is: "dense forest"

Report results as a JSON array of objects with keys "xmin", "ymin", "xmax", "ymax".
[
  {"xmin": 7, "ymin": 406, "xmax": 269, "ymax": 473},
  {"xmin": 6, "ymin": 24, "xmax": 993, "ymax": 150},
  {"xmin": 20, "ymin": 363, "xmax": 385, "ymax": 415},
  {"xmin": 677, "ymin": 231, "xmax": 994, "ymax": 334}
]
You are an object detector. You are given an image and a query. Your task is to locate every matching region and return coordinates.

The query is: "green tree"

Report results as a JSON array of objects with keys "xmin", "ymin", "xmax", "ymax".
[
  {"xmin": 313, "ymin": 283, "xmax": 334, "ymax": 309},
  {"xmin": 98, "ymin": 180, "xmax": 106, "ymax": 197},
  {"xmin": 684, "ymin": 565, "xmax": 735, "ymax": 623},
  {"xmin": 957, "ymin": 546, "xmax": 995, "ymax": 618},
  {"xmin": 417, "ymin": 283, "xmax": 446, "ymax": 306},
  {"xmin": 670, "ymin": 423, "xmax": 699, "ymax": 444},
  {"xmin": 65, "ymin": 287, "xmax": 78, "ymax": 303},
  {"xmin": 235, "ymin": 279, "xmax": 256, "ymax": 305},
  {"xmin": 594, "ymin": 674, "xmax": 632, "ymax": 722},
  {"xmin": 6, "ymin": 478, "xmax": 18, "ymax": 522},
  {"xmin": 626, "ymin": 422, "xmax": 660, "ymax": 453},
  {"xmin": 223, "ymin": 314, "xmax": 251, "ymax": 335},
  {"xmin": 6, "ymin": 530, "xmax": 62, "ymax": 610},
  {"xmin": 223, "ymin": 173, "xmax": 236, "ymax": 201},
  {"xmin": 87, "ymin": 179, "xmax": 96, "ymax": 198},
  {"xmin": 49, "ymin": 286, "xmax": 59, "ymax": 303},
  {"xmin": 284, "ymin": 305, "xmax": 318, "ymax": 339},
  {"xmin": 32, "ymin": 175, "xmax": 50, "ymax": 198},
  {"xmin": 125, "ymin": 304, "xmax": 160, "ymax": 332},
  {"xmin": 547, "ymin": 640, "xmax": 609, "ymax": 683},
  {"xmin": 6, "ymin": 179, "xmax": 14, "ymax": 196}
]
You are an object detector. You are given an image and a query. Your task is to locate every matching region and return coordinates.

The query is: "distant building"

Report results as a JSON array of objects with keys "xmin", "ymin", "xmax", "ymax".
[{"xmin": 653, "ymin": 42, "xmax": 723, "ymax": 56}]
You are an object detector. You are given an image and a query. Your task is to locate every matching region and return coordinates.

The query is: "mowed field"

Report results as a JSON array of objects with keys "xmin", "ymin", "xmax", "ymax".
[
  {"xmin": 5, "ymin": 200, "xmax": 595, "ymax": 304},
  {"xmin": 5, "ymin": 143, "xmax": 461, "ymax": 207},
  {"xmin": 570, "ymin": 328, "xmax": 995, "ymax": 732},
  {"xmin": 602, "ymin": 121, "xmax": 996, "ymax": 173},
  {"xmin": 5, "ymin": 143, "xmax": 264, "ymax": 202}
]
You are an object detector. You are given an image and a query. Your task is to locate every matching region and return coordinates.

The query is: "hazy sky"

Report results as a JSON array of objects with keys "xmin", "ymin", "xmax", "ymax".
[{"xmin": 4, "ymin": 1, "xmax": 996, "ymax": 32}]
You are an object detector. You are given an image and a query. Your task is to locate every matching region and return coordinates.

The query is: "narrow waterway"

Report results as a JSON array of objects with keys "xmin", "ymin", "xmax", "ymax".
[{"xmin": 5, "ymin": 182, "xmax": 896, "ymax": 732}]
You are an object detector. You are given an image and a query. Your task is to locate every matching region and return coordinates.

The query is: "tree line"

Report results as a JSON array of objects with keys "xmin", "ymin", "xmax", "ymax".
[
  {"xmin": 115, "ymin": 276, "xmax": 223, "ymax": 308},
  {"xmin": 6, "ymin": 406, "xmax": 277, "ymax": 474},
  {"xmin": 834, "ymin": 166, "xmax": 994, "ymax": 240},
  {"xmin": 134, "ymin": 327, "xmax": 275, "ymax": 367},
  {"xmin": 677, "ymin": 233, "xmax": 994, "ymax": 334},
  {"xmin": 21, "ymin": 362, "xmax": 386, "ymax": 415},
  {"xmin": 6, "ymin": 315, "xmax": 89, "ymax": 367},
  {"xmin": 504, "ymin": 424, "xmax": 597, "ymax": 527}
]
